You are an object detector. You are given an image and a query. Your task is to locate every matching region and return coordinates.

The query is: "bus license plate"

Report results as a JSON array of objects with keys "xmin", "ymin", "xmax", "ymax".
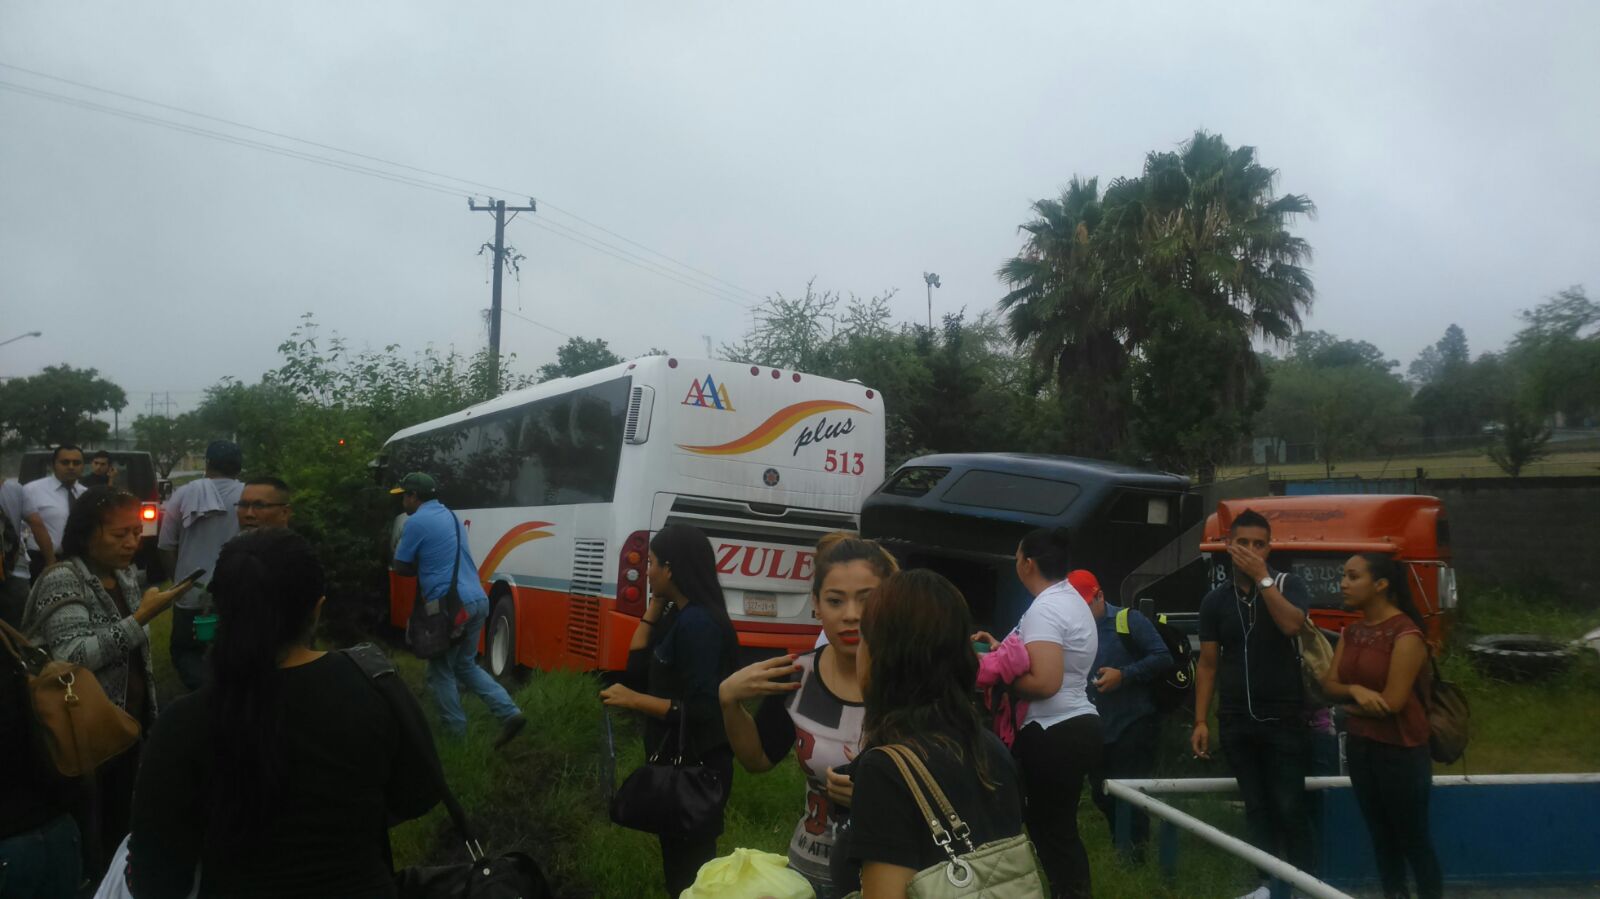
[{"xmin": 743, "ymin": 593, "xmax": 778, "ymax": 617}]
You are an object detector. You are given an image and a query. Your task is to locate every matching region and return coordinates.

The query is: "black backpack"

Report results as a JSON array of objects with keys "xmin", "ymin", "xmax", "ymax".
[{"xmin": 1115, "ymin": 607, "xmax": 1195, "ymax": 713}]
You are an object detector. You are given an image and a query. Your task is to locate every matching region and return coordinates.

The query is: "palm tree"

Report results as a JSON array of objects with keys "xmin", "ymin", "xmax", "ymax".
[
  {"xmin": 1102, "ymin": 132, "xmax": 1316, "ymax": 474},
  {"xmin": 996, "ymin": 177, "xmax": 1130, "ymax": 457}
]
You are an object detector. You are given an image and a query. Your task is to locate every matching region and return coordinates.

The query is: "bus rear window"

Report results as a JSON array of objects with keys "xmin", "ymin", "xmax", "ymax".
[
  {"xmin": 941, "ymin": 470, "xmax": 1079, "ymax": 516},
  {"xmin": 884, "ymin": 467, "xmax": 950, "ymax": 498}
]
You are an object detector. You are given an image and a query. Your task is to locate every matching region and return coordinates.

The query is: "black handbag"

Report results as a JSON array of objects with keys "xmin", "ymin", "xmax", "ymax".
[
  {"xmin": 339, "ymin": 646, "xmax": 552, "ymax": 899},
  {"xmin": 406, "ymin": 520, "xmax": 468, "ymax": 660},
  {"xmin": 608, "ymin": 706, "xmax": 726, "ymax": 839}
]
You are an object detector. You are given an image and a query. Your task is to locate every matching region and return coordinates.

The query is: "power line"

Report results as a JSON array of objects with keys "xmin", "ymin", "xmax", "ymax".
[
  {"xmin": 502, "ymin": 308, "xmax": 573, "ymax": 339},
  {"xmin": 1, "ymin": 79, "xmax": 758, "ymax": 311},
  {"xmin": 0, "ymin": 62, "xmax": 769, "ymax": 304}
]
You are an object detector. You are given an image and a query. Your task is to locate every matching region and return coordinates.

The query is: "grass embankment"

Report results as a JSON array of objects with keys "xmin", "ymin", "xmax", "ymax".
[
  {"xmin": 1217, "ymin": 447, "xmax": 1600, "ymax": 481},
  {"xmin": 145, "ymin": 586, "xmax": 1600, "ymax": 899}
]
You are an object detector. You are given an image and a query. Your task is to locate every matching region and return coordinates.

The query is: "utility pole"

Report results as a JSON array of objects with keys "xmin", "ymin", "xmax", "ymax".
[
  {"xmin": 469, "ymin": 197, "xmax": 536, "ymax": 388},
  {"xmin": 923, "ymin": 272, "xmax": 941, "ymax": 330}
]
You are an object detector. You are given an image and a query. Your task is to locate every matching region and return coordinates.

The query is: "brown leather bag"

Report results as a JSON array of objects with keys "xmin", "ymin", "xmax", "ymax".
[{"xmin": 0, "ymin": 618, "xmax": 140, "ymax": 778}]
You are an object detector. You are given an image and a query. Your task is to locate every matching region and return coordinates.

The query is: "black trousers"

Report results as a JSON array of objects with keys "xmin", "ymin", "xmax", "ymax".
[
  {"xmin": 1219, "ymin": 716, "xmax": 1315, "ymax": 879},
  {"xmin": 657, "ymin": 746, "xmax": 734, "ymax": 898},
  {"xmin": 1347, "ymin": 735, "xmax": 1443, "ymax": 899},
  {"xmin": 1089, "ymin": 713, "xmax": 1161, "ymax": 854},
  {"xmin": 1013, "ymin": 715, "xmax": 1103, "ymax": 899}
]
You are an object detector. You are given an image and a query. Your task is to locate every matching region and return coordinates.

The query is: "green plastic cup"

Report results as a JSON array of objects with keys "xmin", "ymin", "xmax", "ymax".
[{"xmin": 193, "ymin": 614, "xmax": 219, "ymax": 643}]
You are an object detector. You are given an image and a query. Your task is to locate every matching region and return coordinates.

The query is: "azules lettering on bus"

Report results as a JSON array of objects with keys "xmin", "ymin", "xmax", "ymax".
[{"xmin": 715, "ymin": 543, "xmax": 816, "ymax": 582}]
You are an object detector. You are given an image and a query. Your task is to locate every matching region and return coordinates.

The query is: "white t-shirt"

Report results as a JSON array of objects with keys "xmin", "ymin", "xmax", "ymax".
[{"xmin": 1018, "ymin": 579, "xmax": 1100, "ymax": 729}]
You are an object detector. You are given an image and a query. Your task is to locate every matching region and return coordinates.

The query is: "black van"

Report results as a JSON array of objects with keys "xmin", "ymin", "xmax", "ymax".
[{"xmin": 861, "ymin": 453, "xmax": 1202, "ymax": 634}]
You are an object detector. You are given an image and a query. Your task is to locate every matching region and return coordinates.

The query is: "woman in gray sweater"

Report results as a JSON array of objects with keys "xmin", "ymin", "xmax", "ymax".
[{"xmin": 22, "ymin": 486, "xmax": 191, "ymax": 868}]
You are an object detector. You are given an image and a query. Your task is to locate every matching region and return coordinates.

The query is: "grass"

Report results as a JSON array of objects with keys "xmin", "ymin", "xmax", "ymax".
[
  {"xmin": 1217, "ymin": 447, "xmax": 1600, "ymax": 481},
  {"xmin": 142, "ymin": 586, "xmax": 1600, "ymax": 899}
]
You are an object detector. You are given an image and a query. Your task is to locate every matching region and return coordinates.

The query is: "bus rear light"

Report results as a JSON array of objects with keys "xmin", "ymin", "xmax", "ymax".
[
  {"xmin": 618, "ymin": 530, "xmax": 650, "ymax": 616},
  {"xmin": 141, "ymin": 504, "xmax": 158, "ymax": 522}
]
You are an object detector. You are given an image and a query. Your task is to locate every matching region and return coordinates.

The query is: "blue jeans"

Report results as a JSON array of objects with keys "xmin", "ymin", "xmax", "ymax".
[
  {"xmin": 1220, "ymin": 716, "xmax": 1315, "ymax": 879},
  {"xmin": 0, "ymin": 813, "xmax": 81, "ymax": 899},
  {"xmin": 426, "ymin": 599, "xmax": 520, "ymax": 735}
]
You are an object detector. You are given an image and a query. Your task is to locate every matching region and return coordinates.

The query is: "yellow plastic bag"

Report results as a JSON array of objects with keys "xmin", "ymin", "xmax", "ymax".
[{"xmin": 682, "ymin": 848, "xmax": 815, "ymax": 899}]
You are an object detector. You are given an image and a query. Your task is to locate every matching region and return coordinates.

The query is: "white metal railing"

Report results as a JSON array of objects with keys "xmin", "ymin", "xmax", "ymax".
[
  {"xmin": 1101, "ymin": 780, "xmax": 1355, "ymax": 899},
  {"xmin": 1103, "ymin": 774, "xmax": 1600, "ymax": 899}
]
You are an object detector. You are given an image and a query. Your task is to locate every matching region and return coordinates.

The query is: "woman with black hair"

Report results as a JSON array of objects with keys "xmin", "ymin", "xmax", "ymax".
[
  {"xmin": 846, "ymin": 568, "xmax": 1027, "ymax": 899},
  {"xmin": 1321, "ymin": 553, "xmax": 1442, "ymax": 899},
  {"xmin": 972, "ymin": 527, "xmax": 1101, "ymax": 899},
  {"xmin": 21, "ymin": 486, "xmax": 193, "ymax": 866},
  {"xmin": 600, "ymin": 523, "xmax": 739, "ymax": 897},
  {"xmin": 126, "ymin": 529, "xmax": 439, "ymax": 897}
]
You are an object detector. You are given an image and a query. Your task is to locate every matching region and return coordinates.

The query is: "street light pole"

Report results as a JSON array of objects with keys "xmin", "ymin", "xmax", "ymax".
[
  {"xmin": 922, "ymin": 273, "xmax": 941, "ymax": 330},
  {"xmin": 0, "ymin": 330, "xmax": 42, "ymax": 349}
]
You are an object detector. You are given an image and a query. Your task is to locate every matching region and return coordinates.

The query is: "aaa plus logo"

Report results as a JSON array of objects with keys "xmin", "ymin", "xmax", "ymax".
[{"xmin": 682, "ymin": 375, "xmax": 735, "ymax": 411}]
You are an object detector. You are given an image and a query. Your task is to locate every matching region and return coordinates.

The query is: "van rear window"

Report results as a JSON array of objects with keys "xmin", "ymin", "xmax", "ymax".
[
  {"xmin": 883, "ymin": 467, "xmax": 950, "ymax": 498},
  {"xmin": 941, "ymin": 470, "xmax": 1079, "ymax": 516}
]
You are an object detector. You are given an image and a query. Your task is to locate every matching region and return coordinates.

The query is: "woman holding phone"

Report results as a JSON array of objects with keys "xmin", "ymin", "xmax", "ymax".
[
  {"xmin": 718, "ymin": 533, "xmax": 898, "ymax": 899},
  {"xmin": 600, "ymin": 524, "xmax": 740, "ymax": 897},
  {"xmin": 21, "ymin": 486, "xmax": 193, "ymax": 868}
]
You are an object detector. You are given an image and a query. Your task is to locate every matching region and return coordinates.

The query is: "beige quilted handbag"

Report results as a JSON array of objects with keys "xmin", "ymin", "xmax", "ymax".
[{"xmin": 844, "ymin": 744, "xmax": 1046, "ymax": 899}]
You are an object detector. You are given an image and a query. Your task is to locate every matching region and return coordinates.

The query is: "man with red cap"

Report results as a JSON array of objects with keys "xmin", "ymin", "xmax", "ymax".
[{"xmin": 1072, "ymin": 569, "xmax": 1175, "ymax": 861}]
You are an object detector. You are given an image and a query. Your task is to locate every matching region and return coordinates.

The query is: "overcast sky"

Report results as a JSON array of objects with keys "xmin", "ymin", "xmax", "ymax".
[{"xmin": 3, "ymin": 2, "xmax": 1596, "ymax": 418}]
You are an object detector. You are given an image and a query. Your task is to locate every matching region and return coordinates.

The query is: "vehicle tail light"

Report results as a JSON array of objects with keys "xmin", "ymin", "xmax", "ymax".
[
  {"xmin": 617, "ymin": 530, "xmax": 650, "ymax": 615},
  {"xmin": 141, "ymin": 503, "xmax": 158, "ymax": 522}
]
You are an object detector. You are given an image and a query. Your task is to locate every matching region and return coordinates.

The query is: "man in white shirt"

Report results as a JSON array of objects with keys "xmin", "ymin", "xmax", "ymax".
[
  {"xmin": 21, "ymin": 445, "xmax": 87, "ymax": 576},
  {"xmin": 159, "ymin": 440, "xmax": 246, "ymax": 690}
]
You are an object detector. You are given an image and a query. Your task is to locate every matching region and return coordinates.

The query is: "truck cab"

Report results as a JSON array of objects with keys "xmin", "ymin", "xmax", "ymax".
[{"xmin": 1199, "ymin": 495, "xmax": 1457, "ymax": 643}]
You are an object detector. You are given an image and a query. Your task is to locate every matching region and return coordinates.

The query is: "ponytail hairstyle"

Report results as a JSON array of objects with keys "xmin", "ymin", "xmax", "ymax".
[
  {"xmin": 812, "ymin": 531, "xmax": 899, "ymax": 598},
  {"xmin": 1356, "ymin": 552, "xmax": 1427, "ymax": 634},
  {"xmin": 1018, "ymin": 526, "xmax": 1072, "ymax": 582},
  {"xmin": 206, "ymin": 528, "xmax": 325, "ymax": 843}
]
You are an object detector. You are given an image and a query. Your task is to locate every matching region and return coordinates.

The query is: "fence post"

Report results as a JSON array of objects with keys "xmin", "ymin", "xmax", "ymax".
[{"xmin": 1159, "ymin": 819, "xmax": 1179, "ymax": 881}]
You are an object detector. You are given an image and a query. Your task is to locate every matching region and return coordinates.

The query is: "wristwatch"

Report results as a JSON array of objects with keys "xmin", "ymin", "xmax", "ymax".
[{"xmin": 1258, "ymin": 575, "xmax": 1275, "ymax": 590}]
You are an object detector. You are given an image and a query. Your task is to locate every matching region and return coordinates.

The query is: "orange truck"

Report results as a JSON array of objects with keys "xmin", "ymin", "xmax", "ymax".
[{"xmin": 1200, "ymin": 495, "xmax": 1457, "ymax": 643}]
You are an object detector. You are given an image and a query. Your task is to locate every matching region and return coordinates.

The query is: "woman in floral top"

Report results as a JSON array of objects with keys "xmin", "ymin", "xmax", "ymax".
[
  {"xmin": 1320, "ymin": 553, "xmax": 1442, "ymax": 899},
  {"xmin": 22, "ymin": 487, "xmax": 192, "ymax": 867}
]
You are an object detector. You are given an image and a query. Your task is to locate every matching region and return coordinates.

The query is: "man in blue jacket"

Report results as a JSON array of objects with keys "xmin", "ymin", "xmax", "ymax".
[{"xmin": 1075, "ymin": 569, "xmax": 1174, "ymax": 860}]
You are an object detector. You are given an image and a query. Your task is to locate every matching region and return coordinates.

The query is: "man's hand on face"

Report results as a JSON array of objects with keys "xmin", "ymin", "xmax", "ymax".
[{"xmin": 1228, "ymin": 543, "xmax": 1269, "ymax": 583}]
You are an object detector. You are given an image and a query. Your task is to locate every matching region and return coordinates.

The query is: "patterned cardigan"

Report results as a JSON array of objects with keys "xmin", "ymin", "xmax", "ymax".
[{"xmin": 21, "ymin": 558, "xmax": 157, "ymax": 720}]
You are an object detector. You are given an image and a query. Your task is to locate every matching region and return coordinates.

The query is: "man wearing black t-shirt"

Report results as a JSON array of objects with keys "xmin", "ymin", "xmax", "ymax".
[{"xmin": 1192, "ymin": 509, "xmax": 1315, "ymax": 897}]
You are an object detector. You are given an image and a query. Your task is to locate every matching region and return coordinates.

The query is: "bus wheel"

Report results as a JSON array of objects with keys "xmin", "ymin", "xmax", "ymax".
[{"xmin": 486, "ymin": 594, "xmax": 518, "ymax": 680}]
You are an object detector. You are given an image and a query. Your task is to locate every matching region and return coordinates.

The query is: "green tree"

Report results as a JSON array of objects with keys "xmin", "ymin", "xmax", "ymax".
[
  {"xmin": 538, "ymin": 337, "xmax": 624, "ymax": 382},
  {"xmin": 997, "ymin": 132, "xmax": 1316, "ymax": 476},
  {"xmin": 996, "ymin": 178, "xmax": 1128, "ymax": 458},
  {"xmin": 1258, "ymin": 352, "xmax": 1414, "ymax": 476},
  {"xmin": 1290, "ymin": 331, "xmax": 1396, "ymax": 372},
  {"xmin": 1487, "ymin": 405, "xmax": 1553, "ymax": 477},
  {"xmin": 0, "ymin": 364, "xmax": 127, "ymax": 450},
  {"xmin": 132, "ymin": 412, "xmax": 206, "ymax": 477},
  {"xmin": 1407, "ymin": 323, "xmax": 1469, "ymax": 386},
  {"xmin": 1408, "ymin": 325, "xmax": 1508, "ymax": 444},
  {"xmin": 1505, "ymin": 285, "xmax": 1599, "ymax": 423}
]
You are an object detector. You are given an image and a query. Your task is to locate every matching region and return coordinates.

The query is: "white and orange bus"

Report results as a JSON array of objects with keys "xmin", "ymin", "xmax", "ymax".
[{"xmin": 379, "ymin": 356, "xmax": 886, "ymax": 675}]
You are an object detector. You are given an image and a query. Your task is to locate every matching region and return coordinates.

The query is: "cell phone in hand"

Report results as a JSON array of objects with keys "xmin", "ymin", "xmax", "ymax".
[{"xmin": 174, "ymin": 568, "xmax": 206, "ymax": 589}]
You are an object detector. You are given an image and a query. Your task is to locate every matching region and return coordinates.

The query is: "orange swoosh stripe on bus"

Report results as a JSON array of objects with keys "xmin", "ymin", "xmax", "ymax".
[
  {"xmin": 677, "ymin": 400, "xmax": 869, "ymax": 456},
  {"xmin": 478, "ymin": 521, "xmax": 555, "ymax": 578}
]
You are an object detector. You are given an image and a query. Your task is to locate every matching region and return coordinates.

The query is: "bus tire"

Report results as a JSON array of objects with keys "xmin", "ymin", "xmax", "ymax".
[{"xmin": 486, "ymin": 593, "xmax": 518, "ymax": 680}]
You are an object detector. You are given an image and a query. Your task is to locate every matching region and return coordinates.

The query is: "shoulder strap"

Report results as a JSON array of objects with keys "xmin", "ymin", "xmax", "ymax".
[
  {"xmin": 338, "ymin": 644, "xmax": 485, "ymax": 861},
  {"xmin": 1115, "ymin": 608, "xmax": 1131, "ymax": 636},
  {"xmin": 877, "ymin": 744, "xmax": 976, "ymax": 854},
  {"xmin": 446, "ymin": 514, "xmax": 462, "ymax": 599}
]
